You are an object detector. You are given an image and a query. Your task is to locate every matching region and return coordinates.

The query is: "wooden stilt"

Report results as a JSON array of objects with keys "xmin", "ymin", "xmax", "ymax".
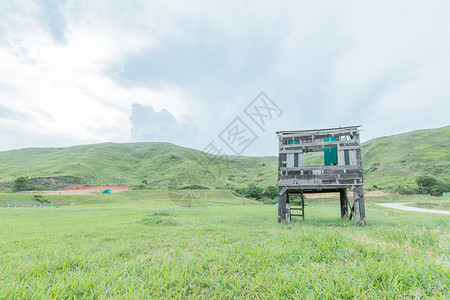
[
  {"xmin": 286, "ymin": 192, "xmax": 291, "ymax": 221},
  {"xmin": 340, "ymin": 189, "xmax": 348, "ymax": 219},
  {"xmin": 301, "ymin": 191, "xmax": 305, "ymax": 220},
  {"xmin": 278, "ymin": 187, "xmax": 288, "ymax": 222},
  {"xmin": 352, "ymin": 185, "xmax": 366, "ymax": 225}
]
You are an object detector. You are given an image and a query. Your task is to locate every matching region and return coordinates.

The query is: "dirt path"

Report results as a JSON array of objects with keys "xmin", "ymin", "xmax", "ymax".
[
  {"xmin": 26, "ymin": 185, "xmax": 130, "ymax": 195},
  {"xmin": 376, "ymin": 203, "xmax": 450, "ymax": 215}
]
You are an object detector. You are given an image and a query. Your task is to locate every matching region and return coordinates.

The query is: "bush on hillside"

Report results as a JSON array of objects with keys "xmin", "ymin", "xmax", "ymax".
[
  {"xmin": 416, "ymin": 176, "xmax": 446, "ymax": 196},
  {"xmin": 261, "ymin": 197, "xmax": 277, "ymax": 205},
  {"xmin": 14, "ymin": 176, "xmax": 29, "ymax": 191},
  {"xmin": 231, "ymin": 184, "xmax": 278, "ymax": 202},
  {"xmin": 180, "ymin": 185, "xmax": 209, "ymax": 190},
  {"xmin": 263, "ymin": 185, "xmax": 278, "ymax": 199},
  {"xmin": 131, "ymin": 184, "xmax": 148, "ymax": 190},
  {"xmin": 33, "ymin": 194, "xmax": 50, "ymax": 203},
  {"xmin": 394, "ymin": 185, "xmax": 419, "ymax": 195}
]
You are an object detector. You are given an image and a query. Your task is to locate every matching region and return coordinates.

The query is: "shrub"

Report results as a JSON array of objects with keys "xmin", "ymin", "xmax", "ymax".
[
  {"xmin": 33, "ymin": 194, "xmax": 50, "ymax": 203},
  {"xmin": 14, "ymin": 176, "xmax": 29, "ymax": 191},
  {"xmin": 230, "ymin": 184, "xmax": 278, "ymax": 202},
  {"xmin": 131, "ymin": 184, "xmax": 147, "ymax": 190},
  {"xmin": 263, "ymin": 186, "xmax": 278, "ymax": 199},
  {"xmin": 394, "ymin": 185, "xmax": 418, "ymax": 195},
  {"xmin": 261, "ymin": 197, "xmax": 277, "ymax": 205},
  {"xmin": 246, "ymin": 183, "xmax": 264, "ymax": 200},
  {"xmin": 180, "ymin": 185, "xmax": 209, "ymax": 190},
  {"xmin": 416, "ymin": 176, "xmax": 446, "ymax": 196}
]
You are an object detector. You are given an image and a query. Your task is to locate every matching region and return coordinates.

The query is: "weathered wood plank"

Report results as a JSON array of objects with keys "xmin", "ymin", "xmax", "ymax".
[
  {"xmin": 287, "ymin": 189, "xmax": 344, "ymax": 194},
  {"xmin": 278, "ymin": 181, "xmax": 362, "ymax": 188},
  {"xmin": 352, "ymin": 185, "xmax": 365, "ymax": 225},
  {"xmin": 282, "ymin": 171, "xmax": 362, "ymax": 178},
  {"xmin": 278, "ymin": 187, "xmax": 287, "ymax": 222},
  {"xmin": 281, "ymin": 165, "xmax": 362, "ymax": 171},
  {"xmin": 277, "ymin": 127, "xmax": 360, "ymax": 137},
  {"xmin": 340, "ymin": 189, "xmax": 348, "ymax": 219},
  {"xmin": 279, "ymin": 177, "xmax": 363, "ymax": 183},
  {"xmin": 280, "ymin": 141, "xmax": 360, "ymax": 151}
]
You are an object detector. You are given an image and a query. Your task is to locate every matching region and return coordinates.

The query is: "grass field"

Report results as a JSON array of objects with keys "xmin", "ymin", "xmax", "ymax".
[
  {"xmin": 0, "ymin": 191, "xmax": 449, "ymax": 298},
  {"xmin": 409, "ymin": 200, "xmax": 450, "ymax": 211}
]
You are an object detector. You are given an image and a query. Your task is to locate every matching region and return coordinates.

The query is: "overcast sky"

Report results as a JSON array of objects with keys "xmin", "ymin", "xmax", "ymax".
[{"xmin": 0, "ymin": 0, "xmax": 449, "ymax": 155}]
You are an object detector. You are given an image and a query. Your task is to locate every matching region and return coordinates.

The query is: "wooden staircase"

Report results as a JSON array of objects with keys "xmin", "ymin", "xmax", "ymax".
[{"xmin": 288, "ymin": 192, "xmax": 305, "ymax": 220}]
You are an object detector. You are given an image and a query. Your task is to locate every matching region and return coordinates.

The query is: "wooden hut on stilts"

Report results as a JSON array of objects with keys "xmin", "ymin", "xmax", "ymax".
[{"xmin": 277, "ymin": 126, "xmax": 366, "ymax": 225}]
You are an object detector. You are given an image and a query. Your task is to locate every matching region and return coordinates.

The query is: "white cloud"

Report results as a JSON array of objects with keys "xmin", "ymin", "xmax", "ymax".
[
  {"xmin": 0, "ymin": 0, "xmax": 202, "ymax": 150},
  {"xmin": 0, "ymin": 0, "xmax": 449, "ymax": 153},
  {"xmin": 363, "ymin": 58, "xmax": 450, "ymax": 139}
]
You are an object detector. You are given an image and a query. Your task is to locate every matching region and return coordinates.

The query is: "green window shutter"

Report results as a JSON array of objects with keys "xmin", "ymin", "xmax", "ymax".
[{"xmin": 324, "ymin": 137, "xmax": 338, "ymax": 165}]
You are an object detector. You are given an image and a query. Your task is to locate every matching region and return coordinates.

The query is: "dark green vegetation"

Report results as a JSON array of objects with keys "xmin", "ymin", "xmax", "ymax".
[
  {"xmin": 416, "ymin": 175, "xmax": 447, "ymax": 196},
  {"xmin": 232, "ymin": 184, "xmax": 278, "ymax": 204},
  {"xmin": 0, "ymin": 126, "xmax": 448, "ymax": 194},
  {"xmin": 33, "ymin": 194, "xmax": 50, "ymax": 203},
  {"xmin": 0, "ymin": 191, "xmax": 449, "ymax": 298},
  {"xmin": 12, "ymin": 176, "xmax": 28, "ymax": 191},
  {"xmin": 362, "ymin": 126, "xmax": 450, "ymax": 194}
]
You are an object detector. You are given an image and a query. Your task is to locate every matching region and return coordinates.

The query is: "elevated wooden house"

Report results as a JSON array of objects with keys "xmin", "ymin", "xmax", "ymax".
[{"xmin": 277, "ymin": 126, "xmax": 366, "ymax": 224}]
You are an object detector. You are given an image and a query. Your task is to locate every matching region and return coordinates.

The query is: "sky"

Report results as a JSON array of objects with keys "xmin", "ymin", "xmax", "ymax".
[{"xmin": 0, "ymin": 0, "xmax": 449, "ymax": 156}]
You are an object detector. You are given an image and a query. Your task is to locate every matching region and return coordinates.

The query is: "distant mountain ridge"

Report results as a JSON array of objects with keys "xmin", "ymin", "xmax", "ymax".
[{"xmin": 0, "ymin": 126, "xmax": 448, "ymax": 193}]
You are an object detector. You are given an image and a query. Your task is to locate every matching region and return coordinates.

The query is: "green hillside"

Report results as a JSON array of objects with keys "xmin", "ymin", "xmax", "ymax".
[
  {"xmin": 0, "ymin": 126, "xmax": 448, "ymax": 193},
  {"xmin": 361, "ymin": 126, "xmax": 450, "ymax": 193},
  {"xmin": 0, "ymin": 142, "xmax": 277, "ymax": 190}
]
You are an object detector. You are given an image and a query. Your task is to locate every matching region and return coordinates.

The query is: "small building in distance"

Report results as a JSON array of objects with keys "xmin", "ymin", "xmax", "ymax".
[{"xmin": 277, "ymin": 126, "xmax": 366, "ymax": 225}]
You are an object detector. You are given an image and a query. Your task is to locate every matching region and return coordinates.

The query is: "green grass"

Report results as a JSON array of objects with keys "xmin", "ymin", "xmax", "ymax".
[
  {"xmin": 0, "ymin": 191, "xmax": 449, "ymax": 298},
  {"xmin": 408, "ymin": 201, "xmax": 450, "ymax": 211}
]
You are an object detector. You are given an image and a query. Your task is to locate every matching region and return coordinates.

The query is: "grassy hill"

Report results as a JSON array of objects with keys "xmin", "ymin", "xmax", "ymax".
[
  {"xmin": 0, "ymin": 126, "xmax": 448, "ymax": 193},
  {"xmin": 361, "ymin": 126, "xmax": 450, "ymax": 193},
  {"xmin": 0, "ymin": 142, "xmax": 277, "ymax": 191}
]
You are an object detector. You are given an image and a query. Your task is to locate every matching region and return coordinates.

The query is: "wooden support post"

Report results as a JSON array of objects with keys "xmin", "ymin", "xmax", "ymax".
[
  {"xmin": 348, "ymin": 201, "xmax": 354, "ymax": 220},
  {"xmin": 286, "ymin": 192, "xmax": 291, "ymax": 221},
  {"xmin": 340, "ymin": 189, "xmax": 348, "ymax": 219},
  {"xmin": 352, "ymin": 185, "xmax": 366, "ymax": 225},
  {"xmin": 278, "ymin": 187, "xmax": 288, "ymax": 222},
  {"xmin": 301, "ymin": 191, "xmax": 305, "ymax": 220}
]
